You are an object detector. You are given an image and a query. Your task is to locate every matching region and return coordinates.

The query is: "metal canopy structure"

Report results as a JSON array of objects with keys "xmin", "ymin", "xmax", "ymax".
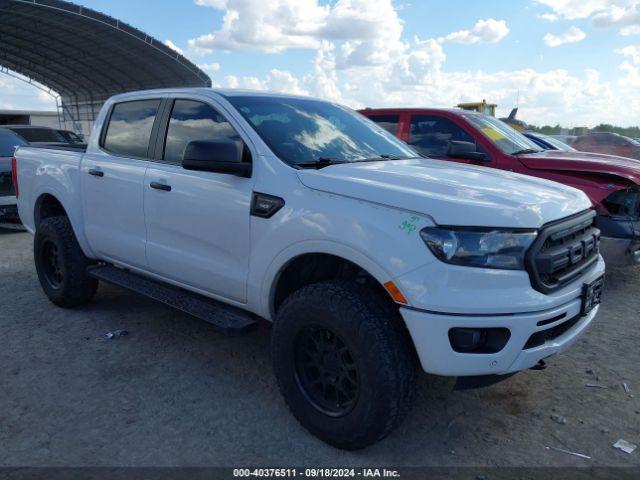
[{"xmin": 0, "ymin": 0, "xmax": 211, "ymax": 133}]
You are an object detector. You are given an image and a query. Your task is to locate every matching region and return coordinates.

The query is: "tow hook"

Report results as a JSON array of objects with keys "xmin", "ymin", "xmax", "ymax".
[{"xmin": 530, "ymin": 359, "xmax": 547, "ymax": 371}]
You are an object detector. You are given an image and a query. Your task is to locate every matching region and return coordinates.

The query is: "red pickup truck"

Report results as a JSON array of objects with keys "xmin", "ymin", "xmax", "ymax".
[{"xmin": 360, "ymin": 108, "xmax": 640, "ymax": 265}]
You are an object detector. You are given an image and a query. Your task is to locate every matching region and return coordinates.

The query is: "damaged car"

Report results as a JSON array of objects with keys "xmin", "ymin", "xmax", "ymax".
[{"xmin": 360, "ymin": 108, "xmax": 640, "ymax": 265}]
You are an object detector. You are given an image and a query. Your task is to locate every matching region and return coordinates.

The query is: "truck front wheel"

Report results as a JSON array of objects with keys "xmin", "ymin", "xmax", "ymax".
[
  {"xmin": 34, "ymin": 216, "xmax": 98, "ymax": 308},
  {"xmin": 271, "ymin": 281, "xmax": 417, "ymax": 450}
]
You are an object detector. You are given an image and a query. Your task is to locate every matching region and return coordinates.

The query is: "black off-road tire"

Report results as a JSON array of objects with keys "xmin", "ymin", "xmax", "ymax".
[
  {"xmin": 34, "ymin": 216, "xmax": 98, "ymax": 308},
  {"xmin": 271, "ymin": 281, "xmax": 417, "ymax": 450}
]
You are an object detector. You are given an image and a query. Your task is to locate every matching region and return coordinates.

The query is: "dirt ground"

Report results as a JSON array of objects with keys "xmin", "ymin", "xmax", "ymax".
[{"xmin": 1, "ymin": 230, "xmax": 638, "ymax": 468}]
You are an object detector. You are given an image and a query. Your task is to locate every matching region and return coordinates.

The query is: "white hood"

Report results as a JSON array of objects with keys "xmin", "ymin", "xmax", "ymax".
[{"xmin": 297, "ymin": 158, "xmax": 591, "ymax": 228}]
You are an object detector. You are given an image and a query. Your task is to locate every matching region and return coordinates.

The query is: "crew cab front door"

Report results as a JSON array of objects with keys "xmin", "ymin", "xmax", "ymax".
[
  {"xmin": 143, "ymin": 98, "xmax": 254, "ymax": 303},
  {"xmin": 81, "ymin": 98, "xmax": 162, "ymax": 268},
  {"xmin": 407, "ymin": 114, "xmax": 489, "ymax": 165}
]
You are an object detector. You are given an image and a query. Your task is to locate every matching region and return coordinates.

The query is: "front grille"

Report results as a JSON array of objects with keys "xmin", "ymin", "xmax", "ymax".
[
  {"xmin": 0, "ymin": 173, "xmax": 15, "ymax": 197},
  {"xmin": 526, "ymin": 210, "xmax": 600, "ymax": 294}
]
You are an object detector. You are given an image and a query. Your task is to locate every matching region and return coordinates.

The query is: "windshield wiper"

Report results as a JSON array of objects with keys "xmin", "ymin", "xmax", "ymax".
[
  {"xmin": 295, "ymin": 157, "xmax": 350, "ymax": 169},
  {"xmin": 296, "ymin": 154, "xmax": 416, "ymax": 169},
  {"xmin": 355, "ymin": 154, "xmax": 414, "ymax": 163},
  {"xmin": 512, "ymin": 148, "xmax": 542, "ymax": 155}
]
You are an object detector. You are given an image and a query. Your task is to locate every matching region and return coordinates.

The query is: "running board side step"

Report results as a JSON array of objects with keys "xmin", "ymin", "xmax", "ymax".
[{"xmin": 87, "ymin": 265, "xmax": 257, "ymax": 336}]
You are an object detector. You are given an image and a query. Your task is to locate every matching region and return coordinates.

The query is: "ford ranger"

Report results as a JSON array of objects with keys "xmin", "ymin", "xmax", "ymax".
[
  {"xmin": 13, "ymin": 89, "xmax": 605, "ymax": 449},
  {"xmin": 361, "ymin": 107, "xmax": 640, "ymax": 265}
]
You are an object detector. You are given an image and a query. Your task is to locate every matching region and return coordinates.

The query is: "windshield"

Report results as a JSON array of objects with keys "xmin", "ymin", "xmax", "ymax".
[
  {"xmin": 9, "ymin": 127, "xmax": 67, "ymax": 144},
  {"xmin": 226, "ymin": 95, "xmax": 418, "ymax": 166},
  {"xmin": 463, "ymin": 114, "xmax": 542, "ymax": 155}
]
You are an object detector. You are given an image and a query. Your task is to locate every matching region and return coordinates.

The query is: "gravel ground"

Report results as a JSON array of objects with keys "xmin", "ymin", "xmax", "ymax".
[{"xmin": 0, "ymin": 230, "xmax": 639, "ymax": 468}]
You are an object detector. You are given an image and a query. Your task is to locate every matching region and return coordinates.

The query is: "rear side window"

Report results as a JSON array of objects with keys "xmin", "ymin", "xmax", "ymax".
[
  {"xmin": 103, "ymin": 100, "xmax": 161, "ymax": 158},
  {"xmin": 367, "ymin": 114, "xmax": 400, "ymax": 135},
  {"xmin": 0, "ymin": 130, "xmax": 26, "ymax": 156},
  {"xmin": 409, "ymin": 115, "xmax": 475, "ymax": 157},
  {"xmin": 163, "ymin": 100, "xmax": 239, "ymax": 164}
]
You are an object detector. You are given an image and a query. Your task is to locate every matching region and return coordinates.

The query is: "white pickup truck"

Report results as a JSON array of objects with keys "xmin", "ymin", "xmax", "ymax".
[{"xmin": 14, "ymin": 88, "xmax": 605, "ymax": 449}]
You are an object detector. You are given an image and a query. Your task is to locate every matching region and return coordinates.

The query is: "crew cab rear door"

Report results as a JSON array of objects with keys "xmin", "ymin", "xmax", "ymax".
[
  {"xmin": 143, "ymin": 97, "xmax": 254, "ymax": 303},
  {"xmin": 407, "ymin": 114, "xmax": 490, "ymax": 165},
  {"xmin": 81, "ymin": 98, "xmax": 163, "ymax": 268}
]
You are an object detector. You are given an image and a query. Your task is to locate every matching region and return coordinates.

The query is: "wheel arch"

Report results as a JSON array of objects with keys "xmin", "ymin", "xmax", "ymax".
[
  {"xmin": 33, "ymin": 191, "xmax": 94, "ymax": 259},
  {"xmin": 262, "ymin": 241, "xmax": 404, "ymax": 321},
  {"xmin": 34, "ymin": 193, "xmax": 68, "ymax": 226}
]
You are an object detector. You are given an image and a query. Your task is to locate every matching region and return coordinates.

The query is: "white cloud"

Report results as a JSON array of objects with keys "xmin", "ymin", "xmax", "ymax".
[
  {"xmin": 188, "ymin": 0, "xmax": 329, "ymax": 54},
  {"xmin": 538, "ymin": 13, "xmax": 559, "ymax": 21},
  {"xmin": 188, "ymin": 0, "xmax": 508, "ymax": 74},
  {"xmin": 621, "ymin": 24, "xmax": 640, "ymax": 34},
  {"xmin": 198, "ymin": 62, "xmax": 221, "ymax": 73},
  {"xmin": 164, "ymin": 39, "xmax": 184, "ymax": 55},
  {"xmin": 534, "ymin": 0, "xmax": 620, "ymax": 20},
  {"xmin": 0, "ymin": 75, "xmax": 57, "ymax": 110},
  {"xmin": 543, "ymin": 26, "xmax": 587, "ymax": 46},
  {"xmin": 195, "ymin": 0, "xmax": 227, "ymax": 7},
  {"xmin": 189, "ymin": 0, "xmax": 408, "ymax": 73},
  {"xmin": 616, "ymin": 45, "xmax": 640, "ymax": 91},
  {"xmin": 183, "ymin": 0, "xmax": 639, "ymax": 126},
  {"xmin": 535, "ymin": 1, "xmax": 640, "ymax": 35},
  {"xmin": 442, "ymin": 18, "xmax": 510, "ymax": 44},
  {"xmin": 3, "ymin": 0, "xmax": 635, "ymax": 127},
  {"xmin": 207, "ymin": 34, "xmax": 638, "ymax": 127},
  {"xmin": 616, "ymin": 44, "xmax": 640, "ymax": 63},
  {"xmin": 223, "ymin": 68, "xmax": 309, "ymax": 96},
  {"xmin": 190, "ymin": 3, "xmax": 508, "ymax": 56}
]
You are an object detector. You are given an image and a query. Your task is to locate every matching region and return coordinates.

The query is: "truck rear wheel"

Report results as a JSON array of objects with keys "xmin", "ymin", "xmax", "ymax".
[
  {"xmin": 271, "ymin": 281, "xmax": 417, "ymax": 450},
  {"xmin": 34, "ymin": 216, "xmax": 98, "ymax": 308}
]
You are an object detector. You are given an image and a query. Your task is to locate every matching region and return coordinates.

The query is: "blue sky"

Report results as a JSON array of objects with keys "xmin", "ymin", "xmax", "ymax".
[{"xmin": 1, "ymin": 0, "xmax": 639, "ymax": 126}]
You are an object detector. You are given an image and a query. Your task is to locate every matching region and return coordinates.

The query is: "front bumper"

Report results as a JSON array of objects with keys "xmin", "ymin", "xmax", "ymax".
[
  {"xmin": 401, "ymin": 300, "xmax": 598, "ymax": 376},
  {"xmin": 397, "ymin": 255, "xmax": 605, "ymax": 377}
]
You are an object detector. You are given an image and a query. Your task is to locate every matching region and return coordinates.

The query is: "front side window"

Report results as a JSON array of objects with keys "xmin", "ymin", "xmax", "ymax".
[
  {"xmin": 367, "ymin": 114, "xmax": 400, "ymax": 135},
  {"xmin": 409, "ymin": 115, "xmax": 476, "ymax": 157},
  {"xmin": 164, "ymin": 100, "xmax": 239, "ymax": 164},
  {"xmin": 103, "ymin": 99, "xmax": 161, "ymax": 158},
  {"xmin": 226, "ymin": 95, "xmax": 417, "ymax": 166},
  {"xmin": 463, "ymin": 114, "xmax": 541, "ymax": 155}
]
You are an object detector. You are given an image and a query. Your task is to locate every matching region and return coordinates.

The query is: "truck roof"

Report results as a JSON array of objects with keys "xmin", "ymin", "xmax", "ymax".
[{"xmin": 108, "ymin": 87, "xmax": 317, "ymax": 103}]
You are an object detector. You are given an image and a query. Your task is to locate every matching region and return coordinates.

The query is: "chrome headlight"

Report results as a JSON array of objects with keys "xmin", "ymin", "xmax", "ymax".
[{"xmin": 419, "ymin": 227, "xmax": 537, "ymax": 270}]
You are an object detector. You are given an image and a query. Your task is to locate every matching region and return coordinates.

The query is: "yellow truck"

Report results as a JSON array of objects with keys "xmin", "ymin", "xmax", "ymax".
[{"xmin": 456, "ymin": 100, "xmax": 497, "ymax": 116}]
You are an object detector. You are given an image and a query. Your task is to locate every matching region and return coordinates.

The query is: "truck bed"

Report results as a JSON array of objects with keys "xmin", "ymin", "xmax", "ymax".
[{"xmin": 14, "ymin": 145, "xmax": 87, "ymax": 233}]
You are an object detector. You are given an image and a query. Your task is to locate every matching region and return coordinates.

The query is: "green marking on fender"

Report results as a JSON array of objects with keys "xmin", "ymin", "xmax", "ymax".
[{"xmin": 399, "ymin": 215, "xmax": 423, "ymax": 235}]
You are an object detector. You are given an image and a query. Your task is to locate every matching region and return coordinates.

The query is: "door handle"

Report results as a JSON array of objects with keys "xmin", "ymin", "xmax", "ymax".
[
  {"xmin": 150, "ymin": 181, "xmax": 171, "ymax": 192},
  {"xmin": 88, "ymin": 169, "xmax": 104, "ymax": 177}
]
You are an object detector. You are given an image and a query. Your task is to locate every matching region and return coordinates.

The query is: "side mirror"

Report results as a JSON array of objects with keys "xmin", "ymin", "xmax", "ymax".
[
  {"xmin": 447, "ymin": 141, "xmax": 490, "ymax": 162},
  {"xmin": 182, "ymin": 138, "xmax": 252, "ymax": 177}
]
